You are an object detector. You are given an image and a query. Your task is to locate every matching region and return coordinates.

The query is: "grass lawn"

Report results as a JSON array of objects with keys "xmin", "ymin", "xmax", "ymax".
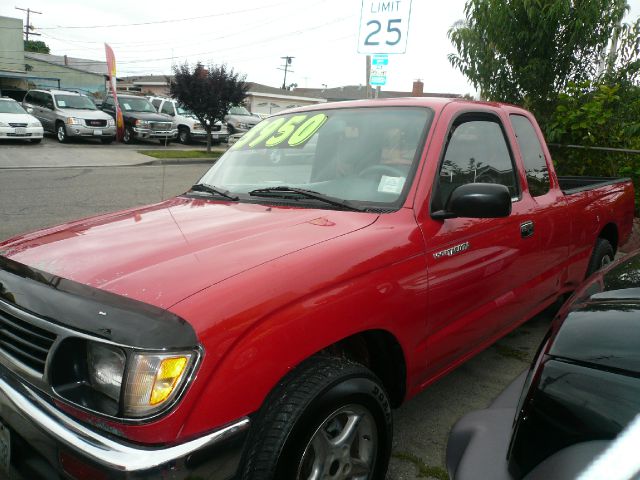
[{"xmin": 137, "ymin": 150, "xmax": 223, "ymax": 159}]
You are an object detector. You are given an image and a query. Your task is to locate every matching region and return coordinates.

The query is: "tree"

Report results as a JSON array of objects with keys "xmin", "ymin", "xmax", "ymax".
[
  {"xmin": 24, "ymin": 40, "xmax": 50, "ymax": 54},
  {"xmin": 169, "ymin": 62, "xmax": 248, "ymax": 152},
  {"xmin": 448, "ymin": 0, "xmax": 628, "ymax": 124}
]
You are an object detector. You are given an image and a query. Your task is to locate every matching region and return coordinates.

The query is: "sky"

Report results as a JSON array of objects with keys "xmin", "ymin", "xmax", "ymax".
[{"xmin": 2, "ymin": 0, "xmax": 639, "ymax": 96}]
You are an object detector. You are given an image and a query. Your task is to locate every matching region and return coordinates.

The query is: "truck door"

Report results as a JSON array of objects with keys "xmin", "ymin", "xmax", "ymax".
[
  {"xmin": 418, "ymin": 111, "xmax": 539, "ymax": 379},
  {"xmin": 507, "ymin": 113, "xmax": 569, "ymax": 309}
]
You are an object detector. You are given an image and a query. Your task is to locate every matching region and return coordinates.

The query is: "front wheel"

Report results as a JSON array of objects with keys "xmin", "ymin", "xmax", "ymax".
[
  {"xmin": 178, "ymin": 127, "xmax": 191, "ymax": 144},
  {"xmin": 240, "ymin": 356, "xmax": 392, "ymax": 480},
  {"xmin": 123, "ymin": 127, "xmax": 134, "ymax": 144},
  {"xmin": 585, "ymin": 238, "xmax": 614, "ymax": 278},
  {"xmin": 56, "ymin": 123, "xmax": 68, "ymax": 143}
]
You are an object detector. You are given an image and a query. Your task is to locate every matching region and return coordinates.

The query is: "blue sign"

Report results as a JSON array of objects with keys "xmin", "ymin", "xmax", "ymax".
[{"xmin": 371, "ymin": 54, "xmax": 388, "ymax": 66}]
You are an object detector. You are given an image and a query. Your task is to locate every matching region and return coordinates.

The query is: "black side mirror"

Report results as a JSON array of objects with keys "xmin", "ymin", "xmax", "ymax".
[{"xmin": 432, "ymin": 183, "xmax": 512, "ymax": 219}]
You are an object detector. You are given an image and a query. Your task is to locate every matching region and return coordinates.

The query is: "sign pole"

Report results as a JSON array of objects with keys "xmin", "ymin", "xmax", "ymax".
[{"xmin": 366, "ymin": 55, "xmax": 371, "ymax": 99}]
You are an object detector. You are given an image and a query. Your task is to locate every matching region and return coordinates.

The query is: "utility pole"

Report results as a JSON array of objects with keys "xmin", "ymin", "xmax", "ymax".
[
  {"xmin": 278, "ymin": 56, "xmax": 294, "ymax": 90},
  {"xmin": 15, "ymin": 6, "xmax": 42, "ymax": 42}
]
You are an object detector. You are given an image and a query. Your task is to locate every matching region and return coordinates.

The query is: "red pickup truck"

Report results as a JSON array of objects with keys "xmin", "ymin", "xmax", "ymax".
[{"xmin": 0, "ymin": 98, "xmax": 634, "ymax": 480}]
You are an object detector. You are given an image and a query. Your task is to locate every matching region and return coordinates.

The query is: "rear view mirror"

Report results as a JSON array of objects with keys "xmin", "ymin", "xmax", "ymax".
[{"xmin": 432, "ymin": 183, "xmax": 512, "ymax": 219}]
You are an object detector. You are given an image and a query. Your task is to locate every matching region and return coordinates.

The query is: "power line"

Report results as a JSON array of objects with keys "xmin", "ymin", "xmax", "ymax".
[{"xmin": 1, "ymin": 1, "xmax": 291, "ymax": 30}]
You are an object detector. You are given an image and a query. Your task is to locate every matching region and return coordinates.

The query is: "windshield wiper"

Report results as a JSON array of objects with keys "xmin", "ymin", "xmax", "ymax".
[
  {"xmin": 248, "ymin": 186, "xmax": 364, "ymax": 212},
  {"xmin": 189, "ymin": 183, "xmax": 239, "ymax": 201}
]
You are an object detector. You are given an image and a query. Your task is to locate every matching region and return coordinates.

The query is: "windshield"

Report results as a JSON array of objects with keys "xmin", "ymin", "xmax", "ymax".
[
  {"xmin": 197, "ymin": 107, "xmax": 433, "ymax": 209},
  {"xmin": 0, "ymin": 101, "xmax": 27, "ymax": 114},
  {"xmin": 118, "ymin": 97, "xmax": 156, "ymax": 113},
  {"xmin": 54, "ymin": 94, "xmax": 97, "ymax": 110},
  {"xmin": 228, "ymin": 106, "xmax": 252, "ymax": 116}
]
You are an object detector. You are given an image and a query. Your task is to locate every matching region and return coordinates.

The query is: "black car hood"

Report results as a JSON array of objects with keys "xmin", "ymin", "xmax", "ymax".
[
  {"xmin": 123, "ymin": 111, "xmax": 172, "ymax": 122},
  {"xmin": 548, "ymin": 253, "xmax": 640, "ymax": 375}
]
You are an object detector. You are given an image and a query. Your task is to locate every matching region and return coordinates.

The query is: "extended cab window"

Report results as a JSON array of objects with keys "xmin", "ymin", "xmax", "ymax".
[
  {"xmin": 436, "ymin": 119, "xmax": 517, "ymax": 208},
  {"xmin": 510, "ymin": 114, "xmax": 550, "ymax": 197},
  {"xmin": 151, "ymin": 99, "xmax": 162, "ymax": 110}
]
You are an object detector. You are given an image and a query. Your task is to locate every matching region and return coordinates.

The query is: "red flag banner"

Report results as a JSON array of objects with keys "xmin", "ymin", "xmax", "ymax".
[{"xmin": 105, "ymin": 43, "xmax": 124, "ymax": 141}]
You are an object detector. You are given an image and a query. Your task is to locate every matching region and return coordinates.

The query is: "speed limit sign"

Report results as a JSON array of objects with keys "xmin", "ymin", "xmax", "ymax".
[{"xmin": 358, "ymin": 0, "xmax": 413, "ymax": 54}]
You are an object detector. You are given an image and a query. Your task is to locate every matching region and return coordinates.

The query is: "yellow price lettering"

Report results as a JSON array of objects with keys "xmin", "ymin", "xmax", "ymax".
[
  {"xmin": 231, "ymin": 119, "xmax": 273, "ymax": 150},
  {"xmin": 265, "ymin": 115, "xmax": 308, "ymax": 147},
  {"xmin": 288, "ymin": 114, "xmax": 328, "ymax": 146},
  {"xmin": 248, "ymin": 118, "xmax": 286, "ymax": 148}
]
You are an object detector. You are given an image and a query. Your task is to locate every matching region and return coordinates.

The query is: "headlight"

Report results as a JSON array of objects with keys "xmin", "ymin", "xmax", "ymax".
[
  {"xmin": 87, "ymin": 342, "xmax": 126, "ymax": 402},
  {"xmin": 51, "ymin": 338, "xmax": 197, "ymax": 419},
  {"xmin": 28, "ymin": 121, "xmax": 41, "ymax": 128},
  {"xmin": 124, "ymin": 352, "xmax": 193, "ymax": 417},
  {"xmin": 193, "ymin": 122, "xmax": 203, "ymax": 130},
  {"xmin": 107, "ymin": 118, "xmax": 115, "ymax": 127},
  {"xmin": 0, "ymin": 122, "xmax": 8, "ymax": 127},
  {"xmin": 66, "ymin": 117, "xmax": 83, "ymax": 125},
  {"xmin": 135, "ymin": 119, "xmax": 150, "ymax": 127}
]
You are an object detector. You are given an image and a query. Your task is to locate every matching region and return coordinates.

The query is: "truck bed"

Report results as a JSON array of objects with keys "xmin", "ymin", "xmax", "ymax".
[{"xmin": 558, "ymin": 176, "xmax": 632, "ymax": 195}]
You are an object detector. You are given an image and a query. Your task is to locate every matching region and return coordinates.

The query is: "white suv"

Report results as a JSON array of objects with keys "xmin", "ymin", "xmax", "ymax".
[{"xmin": 148, "ymin": 97, "xmax": 229, "ymax": 145}]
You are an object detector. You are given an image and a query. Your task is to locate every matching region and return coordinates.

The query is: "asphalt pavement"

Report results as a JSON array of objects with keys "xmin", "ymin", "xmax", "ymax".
[{"xmin": 0, "ymin": 139, "xmax": 555, "ymax": 480}]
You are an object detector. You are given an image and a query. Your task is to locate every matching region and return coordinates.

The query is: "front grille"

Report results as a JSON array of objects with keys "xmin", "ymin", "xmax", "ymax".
[
  {"xmin": 0, "ymin": 304, "xmax": 57, "ymax": 374},
  {"xmin": 150, "ymin": 122, "xmax": 172, "ymax": 131},
  {"xmin": 212, "ymin": 124, "xmax": 221, "ymax": 132},
  {"xmin": 85, "ymin": 119, "xmax": 107, "ymax": 128},
  {"xmin": 7, "ymin": 133, "xmax": 31, "ymax": 137},
  {"xmin": 9, "ymin": 123, "xmax": 27, "ymax": 128}
]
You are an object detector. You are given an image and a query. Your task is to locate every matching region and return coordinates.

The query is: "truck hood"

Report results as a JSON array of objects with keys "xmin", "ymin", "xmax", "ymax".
[
  {"xmin": 0, "ymin": 197, "xmax": 378, "ymax": 309},
  {"xmin": 58, "ymin": 108, "xmax": 112, "ymax": 120}
]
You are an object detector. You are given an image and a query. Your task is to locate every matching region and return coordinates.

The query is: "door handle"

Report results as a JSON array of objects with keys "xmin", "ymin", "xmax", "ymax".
[{"xmin": 520, "ymin": 220, "xmax": 534, "ymax": 238}]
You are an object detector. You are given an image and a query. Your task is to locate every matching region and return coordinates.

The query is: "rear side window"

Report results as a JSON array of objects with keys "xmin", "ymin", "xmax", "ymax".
[
  {"xmin": 436, "ymin": 119, "xmax": 518, "ymax": 208},
  {"xmin": 25, "ymin": 91, "xmax": 41, "ymax": 106},
  {"xmin": 510, "ymin": 115, "xmax": 550, "ymax": 197},
  {"xmin": 161, "ymin": 102, "xmax": 174, "ymax": 115}
]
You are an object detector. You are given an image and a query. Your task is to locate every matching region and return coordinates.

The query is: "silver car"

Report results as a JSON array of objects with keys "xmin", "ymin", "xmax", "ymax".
[{"xmin": 22, "ymin": 89, "xmax": 116, "ymax": 144}]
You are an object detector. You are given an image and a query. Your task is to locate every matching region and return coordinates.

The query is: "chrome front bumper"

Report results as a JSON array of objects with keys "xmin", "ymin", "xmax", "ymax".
[
  {"xmin": 133, "ymin": 127, "xmax": 178, "ymax": 139},
  {"xmin": 0, "ymin": 365, "xmax": 249, "ymax": 479}
]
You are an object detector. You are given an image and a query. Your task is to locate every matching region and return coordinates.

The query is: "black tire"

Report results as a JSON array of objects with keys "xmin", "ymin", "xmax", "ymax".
[
  {"xmin": 585, "ymin": 238, "xmax": 614, "ymax": 278},
  {"xmin": 100, "ymin": 137, "xmax": 114, "ymax": 145},
  {"xmin": 178, "ymin": 127, "xmax": 191, "ymax": 144},
  {"xmin": 30, "ymin": 138, "xmax": 42, "ymax": 144},
  {"xmin": 123, "ymin": 126, "xmax": 134, "ymax": 144},
  {"xmin": 240, "ymin": 356, "xmax": 392, "ymax": 480},
  {"xmin": 227, "ymin": 123, "xmax": 236, "ymax": 135},
  {"xmin": 56, "ymin": 123, "xmax": 68, "ymax": 143}
]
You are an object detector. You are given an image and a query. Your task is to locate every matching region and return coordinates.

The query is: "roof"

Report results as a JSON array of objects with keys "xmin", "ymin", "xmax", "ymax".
[
  {"xmin": 293, "ymin": 85, "xmax": 461, "ymax": 101},
  {"xmin": 24, "ymin": 53, "xmax": 107, "ymax": 76},
  {"xmin": 119, "ymin": 75, "xmax": 171, "ymax": 85}
]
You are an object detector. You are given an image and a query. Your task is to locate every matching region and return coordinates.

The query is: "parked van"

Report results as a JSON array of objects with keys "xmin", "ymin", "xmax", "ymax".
[{"xmin": 22, "ymin": 89, "xmax": 116, "ymax": 144}]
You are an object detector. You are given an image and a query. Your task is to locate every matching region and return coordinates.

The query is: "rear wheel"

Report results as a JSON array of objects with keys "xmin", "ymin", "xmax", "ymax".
[
  {"xmin": 56, "ymin": 123, "xmax": 68, "ymax": 143},
  {"xmin": 585, "ymin": 238, "xmax": 614, "ymax": 278},
  {"xmin": 240, "ymin": 356, "xmax": 392, "ymax": 480}
]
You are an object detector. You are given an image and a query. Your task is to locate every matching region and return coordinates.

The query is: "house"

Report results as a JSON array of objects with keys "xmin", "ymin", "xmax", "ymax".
[
  {"xmin": 118, "ymin": 75, "xmax": 170, "ymax": 95},
  {"xmin": 244, "ymin": 82, "xmax": 325, "ymax": 114},
  {"xmin": 0, "ymin": 15, "xmax": 107, "ymax": 100}
]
